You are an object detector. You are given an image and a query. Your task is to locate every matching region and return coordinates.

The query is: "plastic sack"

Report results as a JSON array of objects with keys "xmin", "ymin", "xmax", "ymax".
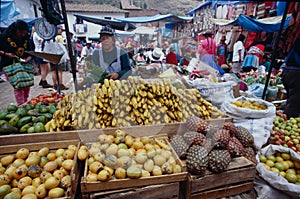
[
  {"xmin": 233, "ymin": 118, "xmax": 273, "ymax": 149},
  {"xmin": 221, "ymin": 96, "xmax": 276, "ymax": 119},
  {"xmin": 247, "ymin": 83, "xmax": 265, "ymax": 98},
  {"xmin": 195, "ymin": 81, "xmax": 236, "ymax": 108},
  {"xmin": 256, "ymin": 145, "xmax": 300, "ymax": 198}
]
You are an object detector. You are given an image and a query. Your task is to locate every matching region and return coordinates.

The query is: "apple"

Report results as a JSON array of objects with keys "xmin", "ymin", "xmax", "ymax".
[
  {"xmin": 285, "ymin": 136, "xmax": 291, "ymax": 141},
  {"xmin": 293, "ymin": 139, "xmax": 299, "ymax": 145},
  {"xmin": 287, "ymin": 141, "xmax": 294, "ymax": 148}
]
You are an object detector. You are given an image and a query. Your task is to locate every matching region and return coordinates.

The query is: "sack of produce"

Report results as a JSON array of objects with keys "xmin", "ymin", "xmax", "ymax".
[
  {"xmin": 221, "ymin": 96, "xmax": 276, "ymax": 149},
  {"xmin": 256, "ymin": 145, "xmax": 300, "ymax": 198}
]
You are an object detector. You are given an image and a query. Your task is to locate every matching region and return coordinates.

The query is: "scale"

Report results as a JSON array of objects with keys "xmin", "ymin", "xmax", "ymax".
[{"xmin": 35, "ymin": 17, "xmax": 57, "ymax": 41}]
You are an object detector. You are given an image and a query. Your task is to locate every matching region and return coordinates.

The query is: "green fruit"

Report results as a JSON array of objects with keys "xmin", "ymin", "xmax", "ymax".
[
  {"xmin": 27, "ymin": 109, "xmax": 39, "ymax": 117},
  {"xmin": 15, "ymin": 107, "xmax": 27, "ymax": 117},
  {"xmin": 20, "ymin": 124, "xmax": 33, "ymax": 133},
  {"xmin": 266, "ymin": 155, "xmax": 276, "ymax": 162},
  {"xmin": 0, "ymin": 184, "xmax": 11, "ymax": 197},
  {"xmin": 275, "ymin": 162, "xmax": 285, "ymax": 171},
  {"xmin": 0, "ymin": 110, "xmax": 8, "ymax": 120},
  {"xmin": 285, "ymin": 173, "xmax": 297, "ymax": 183},
  {"xmin": 17, "ymin": 116, "xmax": 32, "ymax": 128},
  {"xmin": 27, "ymin": 126, "xmax": 35, "ymax": 134},
  {"xmin": 34, "ymin": 122, "xmax": 45, "ymax": 133},
  {"xmin": 0, "ymin": 124, "xmax": 18, "ymax": 135},
  {"xmin": 49, "ymin": 105, "xmax": 56, "ymax": 114},
  {"xmin": 0, "ymin": 120, "xmax": 8, "ymax": 127},
  {"xmin": 259, "ymin": 155, "xmax": 267, "ymax": 163},
  {"xmin": 7, "ymin": 104, "xmax": 18, "ymax": 112}
]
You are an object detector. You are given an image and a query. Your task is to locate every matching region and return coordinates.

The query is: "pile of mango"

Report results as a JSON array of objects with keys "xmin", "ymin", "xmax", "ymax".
[{"xmin": 0, "ymin": 103, "xmax": 56, "ymax": 135}]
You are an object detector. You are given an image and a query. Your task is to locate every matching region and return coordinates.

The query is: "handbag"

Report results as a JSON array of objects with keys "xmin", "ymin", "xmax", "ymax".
[{"xmin": 3, "ymin": 58, "xmax": 34, "ymax": 89}]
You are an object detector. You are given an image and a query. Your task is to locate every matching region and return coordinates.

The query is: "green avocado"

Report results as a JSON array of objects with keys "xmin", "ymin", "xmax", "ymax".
[
  {"xmin": 27, "ymin": 109, "xmax": 39, "ymax": 116},
  {"xmin": 34, "ymin": 122, "xmax": 45, "ymax": 133},
  {"xmin": 27, "ymin": 126, "xmax": 35, "ymax": 134},
  {"xmin": 6, "ymin": 104, "xmax": 18, "ymax": 112},
  {"xmin": 0, "ymin": 123, "xmax": 18, "ymax": 135},
  {"xmin": 0, "ymin": 110, "xmax": 8, "ymax": 120},
  {"xmin": 15, "ymin": 107, "xmax": 27, "ymax": 117},
  {"xmin": 0, "ymin": 120, "xmax": 8, "ymax": 127},
  {"xmin": 17, "ymin": 116, "xmax": 32, "ymax": 128},
  {"xmin": 20, "ymin": 123, "xmax": 33, "ymax": 133}
]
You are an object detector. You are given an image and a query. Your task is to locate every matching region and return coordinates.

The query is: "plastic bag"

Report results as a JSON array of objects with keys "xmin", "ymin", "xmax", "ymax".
[{"xmin": 256, "ymin": 145, "xmax": 300, "ymax": 198}]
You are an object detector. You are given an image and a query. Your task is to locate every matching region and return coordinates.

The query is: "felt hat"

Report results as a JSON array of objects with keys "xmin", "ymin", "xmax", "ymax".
[
  {"xmin": 149, "ymin": 48, "xmax": 164, "ymax": 61},
  {"xmin": 99, "ymin": 26, "xmax": 114, "ymax": 36}
]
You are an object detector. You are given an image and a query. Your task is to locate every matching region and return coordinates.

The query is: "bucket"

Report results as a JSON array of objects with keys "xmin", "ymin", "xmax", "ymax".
[{"xmin": 267, "ymin": 86, "xmax": 278, "ymax": 101}]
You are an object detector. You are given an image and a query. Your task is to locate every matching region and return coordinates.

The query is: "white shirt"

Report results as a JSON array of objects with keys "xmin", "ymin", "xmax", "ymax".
[
  {"xmin": 81, "ymin": 46, "xmax": 94, "ymax": 58},
  {"xmin": 33, "ymin": 32, "xmax": 43, "ymax": 52},
  {"xmin": 232, "ymin": 41, "xmax": 245, "ymax": 62}
]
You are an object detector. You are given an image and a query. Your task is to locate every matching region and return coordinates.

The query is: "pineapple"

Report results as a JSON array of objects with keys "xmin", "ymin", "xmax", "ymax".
[
  {"xmin": 223, "ymin": 122, "xmax": 237, "ymax": 137},
  {"xmin": 186, "ymin": 145, "xmax": 208, "ymax": 175},
  {"xmin": 235, "ymin": 126, "xmax": 254, "ymax": 147},
  {"xmin": 186, "ymin": 116, "xmax": 208, "ymax": 134},
  {"xmin": 226, "ymin": 137, "xmax": 245, "ymax": 157},
  {"xmin": 183, "ymin": 131, "xmax": 206, "ymax": 146},
  {"xmin": 212, "ymin": 129, "xmax": 230, "ymax": 148},
  {"xmin": 243, "ymin": 147, "xmax": 257, "ymax": 164},
  {"xmin": 208, "ymin": 149, "xmax": 231, "ymax": 173},
  {"xmin": 170, "ymin": 135, "xmax": 190, "ymax": 158}
]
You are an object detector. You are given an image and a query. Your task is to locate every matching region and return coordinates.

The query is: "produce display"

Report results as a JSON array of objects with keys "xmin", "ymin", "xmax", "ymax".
[
  {"xmin": 230, "ymin": 98, "xmax": 267, "ymax": 110},
  {"xmin": 170, "ymin": 116, "xmax": 257, "ymax": 175},
  {"xmin": 28, "ymin": 92, "xmax": 64, "ymax": 106},
  {"xmin": 258, "ymin": 151, "xmax": 300, "ymax": 184},
  {"xmin": 45, "ymin": 77, "xmax": 221, "ymax": 132},
  {"xmin": 269, "ymin": 112, "xmax": 300, "ymax": 153},
  {"xmin": 81, "ymin": 129, "xmax": 183, "ymax": 182},
  {"xmin": 0, "ymin": 103, "xmax": 56, "ymax": 135},
  {"xmin": 0, "ymin": 145, "xmax": 77, "ymax": 198}
]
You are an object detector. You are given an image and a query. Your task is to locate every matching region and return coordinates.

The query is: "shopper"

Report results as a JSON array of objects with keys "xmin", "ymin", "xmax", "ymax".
[
  {"xmin": 217, "ymin": 36, "xmax": 227, "ymax": 66},
  {"xmin": 49, "ymin": 25, "xmax": 69, "ymax": 90},
  {"xmin": 231, "ymin": 34, "xmax": 245, "ymax": 74},
  {"xmin": 0, "ymin": 20, "xmax": 33, "ymax": 105},
  {"xmin": 166, "ymin": 47, "xmax": 178, "ymax": 66},
  {"xmin": 32, "ymin": 27, "xmax": 52, "ymax": 88},
  {"xmin": 81, "ymin": 42, "xmax": 94, "ymax": 59},
  {"xmin": 91, "ymin": 26, "xmax": 131, "ymax": 80},
  {"xmin": 242, "ymin": 41, "xmax": 265, "ymax": 72},
  {"xmin": 282, "ymin": 37, "xmax": 300, "ymax": 119}
]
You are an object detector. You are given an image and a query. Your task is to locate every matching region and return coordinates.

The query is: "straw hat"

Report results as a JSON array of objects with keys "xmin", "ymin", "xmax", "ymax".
[{"xmin": 149, "ymin": 48, "xmax": 164, "ymax": 61}]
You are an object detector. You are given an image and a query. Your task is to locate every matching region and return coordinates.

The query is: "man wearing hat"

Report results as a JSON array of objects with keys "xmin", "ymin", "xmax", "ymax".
[{"xmin": 90, "ymin": 26, "xmax": 131, "ymax": 80}]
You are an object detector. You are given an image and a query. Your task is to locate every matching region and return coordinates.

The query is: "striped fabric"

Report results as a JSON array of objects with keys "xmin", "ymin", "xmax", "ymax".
[{"xmin": 3, "ymin": 63, "xmax": 34, "ymax": 89}]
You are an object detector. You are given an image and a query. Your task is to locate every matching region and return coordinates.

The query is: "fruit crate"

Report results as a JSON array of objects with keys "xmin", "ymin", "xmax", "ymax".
[
  {"xmin": 0, "ymin": 133, "xmax": 82, "ymax": 199},
  {"xmin": 84, "ymin": 182, "xmax": 182, "ymax": 199},
  {"xmin": 80, "ymin": 134, "xmax": 188, "ymax": 197},
  {"xmin": 186, "ymin": 157, "xmax": 256, "ymax": 199}
]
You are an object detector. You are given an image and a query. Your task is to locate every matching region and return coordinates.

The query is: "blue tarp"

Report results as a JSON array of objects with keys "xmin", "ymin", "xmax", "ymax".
[
  {"xmin": 73, "ymin": 13, "xmax": 136, "ymax": 31},
  {"xmin": 209, "ymin": 14, "xmax": 292, "ymax": 33},
  {"xmin": 0, "ymin": 18, "xmax": 38, "ymax": 31},
  {"xmin": 114, "ymin": 14, "xmax": 193, "ymax": 24},
  {"xmin": 187, "ymin": 1, "xmax": 212, "ymax": 16},
  {"xmin": 1, "ymin": 0, "xmax": 20, "ymax": 22}
]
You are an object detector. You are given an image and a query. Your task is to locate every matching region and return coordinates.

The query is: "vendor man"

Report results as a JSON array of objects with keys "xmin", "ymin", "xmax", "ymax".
[{"xmin": 91, "ymin": 26, "xmax": 131, "ymax": 80}]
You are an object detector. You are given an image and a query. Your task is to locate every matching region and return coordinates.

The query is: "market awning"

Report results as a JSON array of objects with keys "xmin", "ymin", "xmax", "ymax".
[
  {"xmin": 209, "ymin": 14, "xmax": 292, "ymax": 33},
  {"xmin": 73, "ymin": 13, "xmax": 136, "ymax": 31},
  {"xmin": 1, "ymin": 0, "xmax": 20, "ymax": 22},
  {"xmin": 114, "ymin": 14, "xmax": 193, "ymax": 24}
]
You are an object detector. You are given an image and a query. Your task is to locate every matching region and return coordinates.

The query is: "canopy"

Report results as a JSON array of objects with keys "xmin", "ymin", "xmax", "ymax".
[
  {"xmin": 209, "ymin": 14, "xmax": 292, "ymax": 33},
  {"xmin": 73, "ymin": 13, "xmax": 136, "ymax": 31},
  {"xmin": 1, "ymin": 0, "xmax": 20, "ymax": 22},
  {"xmin": 114, "ymin": 14, "xmax": 193, "ymax": 24}
]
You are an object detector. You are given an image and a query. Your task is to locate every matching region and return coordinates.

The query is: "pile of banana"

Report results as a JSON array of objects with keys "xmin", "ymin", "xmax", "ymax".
[{"xmin": 45, "ymin": 77, "xmax": 215, "ymax": 132}]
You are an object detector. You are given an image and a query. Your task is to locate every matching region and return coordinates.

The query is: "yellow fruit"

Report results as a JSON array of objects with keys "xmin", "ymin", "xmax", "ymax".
[
  {"xmin": 279, "ymin": 171, "xmax": 286, "ymax": 177},
  {"xmin": 13, "ymin": 165, "xmax": 28, "ymax": 180},
  {"xmin": 48, "ymin": 187, "xmax": 65, "ymax": 198},
  {"xmin": 47, "ymin": 153, "xmax": 56, "ymax": 161},
  {"xmin": 153, "ymin": 155, "xmax": 167, "ymax": 166},
  {"xmin": 126, "ymin": 165, "xmax": 142, "ymax": 179},
  {"xmin": 86, "ymin": 173, "xmax": 98, "ymax": 182},
  {"xmin": 44, "ymin": 176, "xmax": 60, "ymax": 189},
  {"xmin": 43, "ymin": 161, "xmax": 58, "ymax": 172},
  {"xmin": 271, "ymin": 167, "xmax": 280, "ymax": 174},
  {"xmin": 281, "ymin": 161, "xmax": 290, "ymax": 170},
  {"xmin": 286, "ymin": 169, "xmax": 296, "ymax": 175},
  {"xmin": 63, "ymin": 149, "xmax": 76, "ymax": 160},
  {"xmin": 25, "ymin": 156, "xmax": 40, "ymax": 167},
  {"xmin": 35, "ymin": 184, "xmax": 47, "ymax": 198},
  {"xmin": 266, "ymin": 155, "xmax": 276, "ymax": 162},
  {"xmin": 32, "ymin": 177, "xmax": 41, "ymax": 188},
  {"xmin": 115, "ymin": 168, "xmax": 126, "ymax": 179},
  {"xmin": 173, "ymin": 164, "xmax": 182, "ymax": 173},
  {"xmin": 12, "ymin": 159, "xmax": 25, "ymax": 168},
  {"xmin": 106, "ymin": 144, "xmax": 119, "ymax": 155},
  {"xmin": 275, "ymin": 162, "xmax": 285, "ymax": 171},
  {"xmin": 0, "ymin": 184, "xmax": 11, "ymax": 197},
  {"xmin": 62, "ymin": 159, "xmax": 74, "ymax": 171},
  {"xmin": 89, "ymin": 162, "xmax": 103, "ymax": 174},
  {"xmin": 38, "ymin": 147, "xmax": 49, "ymax": 157},
  {"xmin": 275, "ymin": 156, "xmax": 284, "ymax": 162},
  {"xmin": 22, "ymin": 193, "xmax": 38, "ymax": 199},
  {"xmin": 22, "ymin": 185, "xmax": 36, "ymax": 195},
  {"xmin": 144, "ymin": 159, "xmax": 154, "ymax": 172},
  {"xmin": 97, "ymin": 169, "xmax": 110, "ymax": 182},
  {"xmin": 60, "ymin": 175, "xmax": 71, "ymax": 188},
  {"xmin": 1, "ymin": 155, "xmax": 15, "ymax": 166},
  {"xmin": 40, "ymin": 171, "xmax": 52, "ymax": 183},
  {"xmin": 16, "ymin": 148, "xmax": 30, "ymax": 159},
  {"xmin": 152, "ymin": 165, "xmax": 162, "ymax": 176},
  {"xmin": 117, "ymin": 148, "xmax": 131, "ymax": 157},
  {"xmin": 286, "ymin": 173, "xmax": 297, "ymax": 183},
  {"xmin": 266, "ymin": 160, "xmax": 275, "ymax": 167},
  {"xmin": 55, "ymin": 148, "xmax": 65, "ymax": 157},
  {"xmin": 132, "ymin": 141, "xmax": 144, "ymax": 150},
  {"xmin": 286, "ymin": 160, "xmax": 294, "ymax": 168},
  {"xmin": 281, "ymin": 153, "xmax": 291, "ymax": 160},
  {"xmin": 18, "ymin": 176, "xmax": 32, "ymax": 190},
  {"xmin": 103, "ymin": 166, "xmax": 114, "ymax": 176},
  {"xmin": 39, "ymin": 156, "xmax": 48, "ymax": 167},
  {"xmin": 78, "ymin": 148, "xmax": 89, "ymax": 161},
  {"xmin": 259, "ymin": 155, "xmax": 267, "ymax": 163},
  {"xmin": 135, "ymin": 153, "xmax": 148, "ymax": 164},
  {"xmin": 4, "ymin": 165, "xmax": 16, "ymax": 179},
  {"xmin": 141, "ymin": 169, "xmax": 151, "ymax": 177},
  {"xmin": 53, "ymin": 170, "xmax": 64, "ymax": 180},
  {"xmin": 56, "ymin": 156, "xmax": 64, "ymax": 167},
  {"xmin": 294, "ymin": 161, "xmax": 300, "ymax": 169},
  {"xmin": 68, "ymin": 144, "xmax": 77, "ymax": 151}
]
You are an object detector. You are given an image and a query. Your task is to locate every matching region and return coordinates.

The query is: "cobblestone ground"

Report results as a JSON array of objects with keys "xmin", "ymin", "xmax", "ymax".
[{"xmin": 0, "ymin": 71, "xmax": 77, "ymax": 110}]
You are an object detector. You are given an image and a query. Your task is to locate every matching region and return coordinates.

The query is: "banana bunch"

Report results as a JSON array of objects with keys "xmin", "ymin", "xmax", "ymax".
[{"xmin": 46, "ymin": 77, "xmax": 215, "ymax": 132}]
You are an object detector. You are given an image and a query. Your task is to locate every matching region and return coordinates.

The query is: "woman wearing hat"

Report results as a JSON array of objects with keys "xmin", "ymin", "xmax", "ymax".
[{"xmin": 91, "ymin": 26, "xmax": 131, "ymax": 80}]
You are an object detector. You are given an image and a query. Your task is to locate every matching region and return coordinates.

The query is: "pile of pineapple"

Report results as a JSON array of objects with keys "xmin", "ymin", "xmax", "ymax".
[
  {"xmin": 170, "ymin": 116, "xmax": 257, "ymax": 176},
  {"xmin": 83, "ymin": 129, "xmax": 183, "ymax": 182}
]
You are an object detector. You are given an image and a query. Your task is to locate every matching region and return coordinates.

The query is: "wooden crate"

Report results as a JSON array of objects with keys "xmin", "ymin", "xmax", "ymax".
[
  {"xmin": 80, "ymin": 134, "xmax": 188, "ymax": 195},
  {"xmin": 0, "ymin": 138, "xmax": 81, "ymax": 199},
  {"xmin": 85, "ymin": 182, "xmax": 181, "ymax": 199},
  {"xmin": 188, "ymin": 157, "xmax": 256, "ymax": 199}
]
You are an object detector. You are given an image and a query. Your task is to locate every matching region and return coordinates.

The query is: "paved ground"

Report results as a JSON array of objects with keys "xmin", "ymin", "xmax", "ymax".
[{"xmin": 0, "ymin": 71, "xmax": 77, "ymax": 110}]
